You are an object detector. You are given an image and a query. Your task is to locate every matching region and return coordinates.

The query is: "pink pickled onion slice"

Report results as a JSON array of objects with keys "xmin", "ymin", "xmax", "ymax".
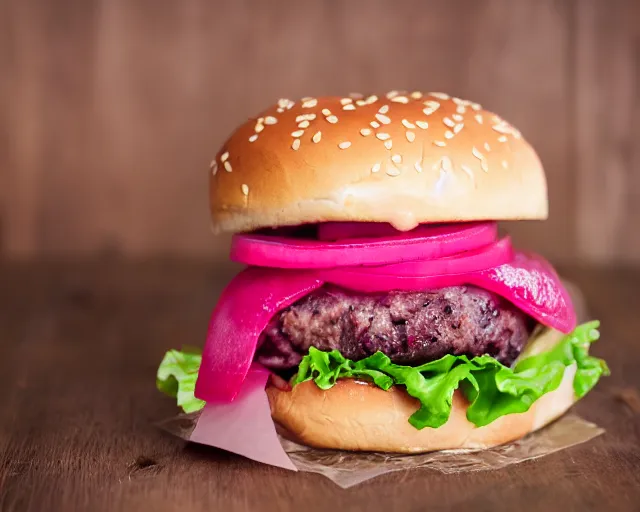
[
  {"xmin": 317, "ymin": 222, "xmax": 412, "ymax": 241},
  {"xmin": 341, "ymin": 237, "xmax": 513, "ymax": 277},
  {"xmin": 470, "ymin": 252, "xmax": 576, "ymax": 334},
  {"xmin": 197, "ymin": 251, "xmax": 575, "ymax": 403},
  {"xmin": 194, "ymin": 268, "xmax": 322, "ymax": 403},
  {"xmin": 320, "ymin": 251, "xmax": 575, "ymax": 333},
  {"xmin": 231, "ymin": 222, "xmax": 497, "ymax": 269}
]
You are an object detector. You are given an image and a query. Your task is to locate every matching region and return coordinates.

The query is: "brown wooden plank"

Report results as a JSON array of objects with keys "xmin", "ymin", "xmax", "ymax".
[
  {"xmin": 0, "ymin": 261, "xmax": 639, "ymax": 511},
  {"xmin": 574, "ymin": 0, "xmax": 640, "ymax": 263}
]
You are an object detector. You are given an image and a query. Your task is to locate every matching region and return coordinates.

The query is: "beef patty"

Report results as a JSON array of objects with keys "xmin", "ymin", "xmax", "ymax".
[{"xmin": 256, "ymin": 285, "xmax": 534, "ymax": 370}]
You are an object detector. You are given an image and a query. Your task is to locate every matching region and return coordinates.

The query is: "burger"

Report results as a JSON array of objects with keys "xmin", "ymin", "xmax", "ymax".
[{"xmin": 157, "ymin": 91, "xmax": 608, "ymax": 453}]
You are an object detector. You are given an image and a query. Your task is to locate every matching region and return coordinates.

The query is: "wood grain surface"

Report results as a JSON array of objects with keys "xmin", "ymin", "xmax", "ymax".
[
  {"xmin": 2, "ymin": 0, "xmax": 639, "ymax": 262},
  {"xmin": 1, "ymin": 261, "xmax": 639, "ymax": 511}
]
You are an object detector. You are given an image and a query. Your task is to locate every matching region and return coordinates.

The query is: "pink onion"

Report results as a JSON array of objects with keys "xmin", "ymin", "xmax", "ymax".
[
  {"xmin": 196, "ymin": 248, "xmax": 575, "ymax": 404},
  {"xmin": 194, "ymin": 268, "xmax": 323, "ymax": 403},
  {"xmin": 331, "ymin": 237, "xmax": 513, "ymax": 278},
  {"xmin": 470, "ymin": 252, "xmax": 576, "ymax": 334},
  {"xmin": 231, "ymin": 222, "xmax": 497, "ymax": 269}
]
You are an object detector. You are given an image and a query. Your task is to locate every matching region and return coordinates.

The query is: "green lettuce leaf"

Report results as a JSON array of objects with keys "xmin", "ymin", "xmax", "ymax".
[
  {"xmin": 157, "ymin": 322, "xmax": 609, "ymax": 428},
  {"xmin": 156, "ymin": 349, "xmax": 205, "ymax": 413},
  {"xmin": 294, "ymin": 321, "xmax": 609, "ymax": 429}
]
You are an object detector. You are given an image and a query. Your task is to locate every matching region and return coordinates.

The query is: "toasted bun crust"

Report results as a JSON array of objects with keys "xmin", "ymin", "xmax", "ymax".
[
  {"xmin": 267, "ymin": 329, "xmax": 576, "ymax": 453},
  {"xmin": 210, "ymin": 92, "xmax": 547, "ymax": 233}
]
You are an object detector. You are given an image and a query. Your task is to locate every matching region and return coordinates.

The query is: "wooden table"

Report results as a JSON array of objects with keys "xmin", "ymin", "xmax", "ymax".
[{"xmin": 1, "ymin": 261, "xmax": 639, "ymax": 511}]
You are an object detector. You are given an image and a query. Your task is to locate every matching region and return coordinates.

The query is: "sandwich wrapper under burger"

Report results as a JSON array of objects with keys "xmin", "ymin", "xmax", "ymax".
[{"xmin": 156, "ymin": 92, "xmax": 609, "ymax": 486}]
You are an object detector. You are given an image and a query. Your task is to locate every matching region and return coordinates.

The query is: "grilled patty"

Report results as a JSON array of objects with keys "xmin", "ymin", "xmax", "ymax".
[{"xmin": 256, "ymin": 285, "xmax": 534, "ymax": 371}]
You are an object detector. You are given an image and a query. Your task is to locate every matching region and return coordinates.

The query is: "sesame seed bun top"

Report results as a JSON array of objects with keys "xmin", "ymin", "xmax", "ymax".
[{"xmin": 209, "ymin": 91, "xmax": 548, "ymax": 233}]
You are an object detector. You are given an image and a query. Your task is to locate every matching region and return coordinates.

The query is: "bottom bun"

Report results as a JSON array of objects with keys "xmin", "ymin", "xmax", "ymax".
[{"xmin": 267, "ymin": 362, "xmax": 577, "ymax": 454}]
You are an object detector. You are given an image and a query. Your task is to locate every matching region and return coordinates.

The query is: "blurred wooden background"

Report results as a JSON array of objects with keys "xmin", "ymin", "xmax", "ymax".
[{"xmin": 1, "ymin": 0, "xmax": 638, "ymax": 263}]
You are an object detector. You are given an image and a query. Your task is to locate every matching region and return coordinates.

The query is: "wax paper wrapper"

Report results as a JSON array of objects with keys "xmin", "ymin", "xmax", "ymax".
[
  {"xmin": 156, "ymin": 279, "xmax": 604, "ymax": 488},
  {"xmin": 158, "ymin": 412, "xmax": 603, "ymax": 488}
]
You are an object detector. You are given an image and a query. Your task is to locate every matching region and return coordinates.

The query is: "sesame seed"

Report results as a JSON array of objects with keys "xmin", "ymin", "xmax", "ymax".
[
  {"xmin": 481, "ymin": 159, "xmax": 489, "ymax": 172},
  {"xmin": 210, "ymin": 162, "xmax": 217, "ymax": 175},
  {"xmin": 402, "ymin": 119, "xmax": 415, "ymax": 129},
  {"xmin": 264, "ymin": 116, "xmax": 278, "ymax": 125},
  {"xmin": 356, "ymin": 100, "xmax": 367, "ymax": 106},
  {"xmin": 444, "ymin": 130, "xmax": 454, "ymax": 139},
  {"xmin": 301, "ymin": 96, "xmax": 313, "ymax": 102},
  {"xmin": 502, "ymin": 160, "xmax": 509, "ymax": 169},
  {"xmin": 384, "ymin": 140, "xmax": 393, "ymax": 150},
  {"xmin": 461, "ymin": 164, "xmax": 474, "ymax": 181},
  {"xmin": 340, "ymin": 98, "xmax": 353, "ymax": 105},
  {"xmin": 276, "ymin": 108, "xmax": 284, "ymax": 113},
  {"xmin": 371, "ymin": 162, "xmax": 381, "ymax": 173},
  {"xmin": 433, "ymin": 140, "xmax": 447, "ymax": 147},
  {"xmin": 424, "ymin": 100, "xmax": 440, "ymax": 110},
  {"xmin": 386, "ymin": 90, "xmax": 399, "ymax": 99},
  {"xmin": 312, "ymin": 131, "xmax": 322, "ymax": 143},
  {"xmin": 210, "ymin": 159, "xmax": 216, "ymax": 169},
  {"xmin": 255, "ymin": 123, "xmax": 264, "ymax": 133},
  {"xmin": 452, "ymin": 97, "xmax": 465, "ymax": 105},
  {"xmin": 456, "ymin": 105, "xmax": 466, "ymax": 114},
  {"xmin": 430, "ymin": 92, "xmax": 450, "ymax": 100},
  {"xmin": 443, "ymin": 117, "xmax": 455, "ymax": 128},
  {"xmin": 370, "ymin": 121, "xmax": 381, "ymax": 129},
  {"xmin": 249, "ymin": 134, "xmax": 258, "ymax": 142},
  {"xmin": 302, "ymin": 99, "xmax": 318, "ymax": 108},
  {"xmin": 498, "ymin": 135, "xmax": 508, "ymax": 142},
  {"xmin": 416, "ymin": 120, "xmax": 429, "ymax": 129},
  {"xmin": 306, "ymin": 114, "xmax": 317, "ymax": 120},
  {"xmin": 278, "ymin": 98, "xmax": 292, "ymax": 108},
  {"xmin": 343, "ymin": 104, "xmax": 356, "ymax": 111},
  {"xmin": 406, "ymin": 131, "xmax": 416, "ymax": 142},
  {"xmin": 338, "ymin": 141, "xmax": 352, "ymax": 149},
  {"xmin": 360, "ymin": 128, "xmax": 372, "ymax": 136},
  {"xmin": 376, "ymin": 132, "xmax": 390, "ymax": 140},
  {"xmin": 292, "ymin": 139, "xmax": 301, "ymax": 151},
  {"xmin": 298, "ymin": 120, "xmax": 310, "ymax": 129},
  {"xmin": 391, "ymin": 96, "xmax": 409, "ymax": 104},
  {"xmin": 453, "ymin": 123, "xmax": 464, "ymax": 134},
  {"xmin": 365, "ymin": 95, "xmax": 379, "ymax": 104},
  {"xmin": 375, "ymin": 113, "xmax": 391, "ymax": 124},
  {"xmin": 295, "ymin": 115, "xmax": 306, "ymax": 123},
  {"xmin": 391, "ymin": 154, "xmax": 402, "ymax": 164},
  {"xmin": 475, "ymin": 114, "xmax": 483, "ymax": 124},
  {"xmin": 414, "ymin": 161, "xmax": 423, "ymax": 172},
  {"xmin": 471, "ymin": 102, "xmax": 482, "ymax": 111},
  {"xmin": 441, "ymin": 156, "xmax": 453, "ymax": 171},
  {"xmin": 410, "ymin": 91, "xmax": 423, "ymax": 99},
  {"xmin": 492, "ymin": 123, "xmax": 511, "ymax": 134},
  {"xmin": 221, "ymin": 151, "xmax": 229, "ymax": 162},
  {"xmin": 224, "ymin": 161, "xmax": 232, "ymax": 172},
  {"xmin": 472, "ymin": 147, "xmax": 484, "ymax": 160},
  {"xmin": 452, "ymin": 114, "xmax": 464, "ymax": 122},
  {"xmin": 378, "ymin": 105, "xmax": 390, "ymax": 114},
  {"xmin": 326, "ymin": 115, "xmax": 338, "ymax": 124},
  {"xmin": 423, "ymin": 108, "xmax": 437, "ymax": 116},
  {"xmin": 484, "ymin": 142, "xmax": 491, "ymax": 151},
  {"xmin": 322, "ymin": 108, "xmax": 331, "ymax": 116},
  {"xmin": 386, "ymin": 168, "xmax": 401, "ymax": 177},
  {"xmin": 291, "ymin": 130, "xmax": 304, "ymax": 137},
  {"xmin": 241, "ymin": 184, "xmax": 249, "ymax": 196}
]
